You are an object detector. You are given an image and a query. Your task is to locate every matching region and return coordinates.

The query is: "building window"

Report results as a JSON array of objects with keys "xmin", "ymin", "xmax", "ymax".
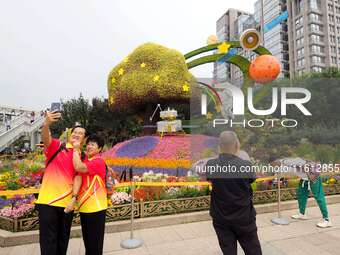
[
  {"xmin": 297, "ymin": 58, "xmax": 305, "ymax": 67},
  {"xmin": 331, "ymin": 56, "xmax": 337, "ymax": 64},
  {"xmin": 309, "ymin": 13, "xmax": 321, "ymax": 21},
  {"xmin": 312, "ymin": 66, "xmax": 323, "ymax": 72},
  {"xmin": 331, "ymin": 46, "xmax": 337, "ymax": 53},
  {"xmin": 330, "ymin": 35, "xmax": 336, "ymax": 43},
  {"xmin": 311, "ymin": 45, "xmax": 323, "ymax": 53},
  {"xmin": 309, "ymin": 0, "xmax": 321, "ymax": 10},
  {"xmin": 297, "ymin": 48, "xmax": 305, "ymax": 58},
  {"xmin": 328, "ymin": 4, "xmax": 334, "ymax": 12},
  {"xmin": 296, "ymin": 0, "xmax": 304, "ymax": 14},
  {"xmin": 311, "ymin": 56, "xmax": 324, "ymax": 64},
  {"xmin": 310, "ymin": 34, "xmax": 322, "ymax": 42},
  {"xmin": 310, "ymin": 24, "xmax": 322, "ymax": 32},
  {"xmin": 329, "ymin": 15, "xmax": 335, "ymax": 22},
  {"xmin": 297, "ymin": 27, "xmax": 304, "ymax": 37},
  {"xmin": 336, "ymin": 7, "xmax": 340, "ymax": 14},
  {"xmin": 295, "ymin": 16, "xmax": 303, "ymax": 26},
  {"xmin": 297, "ymin": 37, "xmax": 304, "ymax": 47}
]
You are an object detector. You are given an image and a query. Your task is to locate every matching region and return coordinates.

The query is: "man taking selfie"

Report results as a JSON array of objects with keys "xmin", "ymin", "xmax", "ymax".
[{"xmin": 35, "ymin": 111, "xmax": 87, "ymax": 255}]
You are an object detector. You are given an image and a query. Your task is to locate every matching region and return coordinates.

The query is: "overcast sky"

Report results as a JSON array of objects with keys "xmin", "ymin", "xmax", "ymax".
[{"xmin": 0, "ymin": 0, "xmax": 254, "ymax": 110}]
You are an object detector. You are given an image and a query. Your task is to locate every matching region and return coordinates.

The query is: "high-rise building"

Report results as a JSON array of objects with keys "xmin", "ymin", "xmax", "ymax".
[
  {"xmin": 215, "ymin": 0, "xmax": 340, "ymax": 85},
  {"xmin": 255, "ymin": 0, "xmax": 290, "ymax": 79},
  {"xmin": 287, "ymin": 0, "xmax": 340, "ymax": 78},
  {"xmin": 232, "ymin": 13, "xmax": 258, "ymax": 86},
  {"xmin": 214, "ymin": 9, "xmax": 252, "ymax": 86}
]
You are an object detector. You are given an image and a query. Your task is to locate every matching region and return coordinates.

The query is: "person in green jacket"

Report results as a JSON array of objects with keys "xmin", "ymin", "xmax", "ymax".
[{"xmin": 279, "ymin": 158, "xmax": 332, "ymax": 228}]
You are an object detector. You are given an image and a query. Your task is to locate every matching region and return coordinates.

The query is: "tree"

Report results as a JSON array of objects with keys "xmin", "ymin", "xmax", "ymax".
[
  {"xmin": 50, "ymin": 94, "xmax": 90, "ymax": 136},
  {"xmin": 50, "ymin": 95, "xmax": 142, "ymax": 146},
  {"xmin": 252, "ymin": 67, "xmax": 340, "ymax": 128},
  {"xmin": 87, "ymin": 97, "xmax": 141, "ymax": 146}
]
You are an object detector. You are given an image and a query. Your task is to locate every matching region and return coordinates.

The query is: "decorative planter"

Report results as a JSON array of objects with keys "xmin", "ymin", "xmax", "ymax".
[
  {"xmin": 1, "ymin": 184, "xmax": 340, "ymax": 232},
  {"xmin": 0, "ymin": 203, "xmax": 139, "ymax": 232},
  {"xmin": 140, "ymin": 196, "xmax": 210, "ymax": 218}
]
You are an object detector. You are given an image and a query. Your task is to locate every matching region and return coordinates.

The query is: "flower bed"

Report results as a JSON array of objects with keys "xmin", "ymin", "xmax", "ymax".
[
  {"xmin": 0, "ymin": 155, "xmax": 44, "ymax": 191},
  {"xmin": 102, "ymin": 135, "xmax": 219, "ymax": 176},
  {"xmin": 2, "ymin": 147, "xmax": 340, "ymax": 232}
]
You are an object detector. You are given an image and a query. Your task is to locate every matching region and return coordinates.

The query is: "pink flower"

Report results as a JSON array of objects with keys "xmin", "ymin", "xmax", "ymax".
[
  {"xmin": 0, "ymin": 204, "xmax": 34, "ymax": 218},
  {"xmin": 111, "ymin": 192, "xmax": 131, "ymax": 205}
]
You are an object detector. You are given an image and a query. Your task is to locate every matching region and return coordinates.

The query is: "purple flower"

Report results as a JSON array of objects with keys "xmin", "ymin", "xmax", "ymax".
[
  {"xmin": 0, "ymin": 198, "xmax": 10, "ymax": 209},
  {"xmin": 116, "ymin": 136, "xmax": 158, "ymax": 158},
  {"xmin": 5, "ymin": 195, "xmax": 35, "ymax": 207},
  {"xmin": 111, "ymin": 166, "xmax": 188, "ymax": 176}
]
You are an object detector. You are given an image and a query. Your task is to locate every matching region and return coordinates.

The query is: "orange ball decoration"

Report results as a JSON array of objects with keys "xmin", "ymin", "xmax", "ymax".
[{"xmin": 248, "ymin": 55, "xmax": 281, "ymax": 84}]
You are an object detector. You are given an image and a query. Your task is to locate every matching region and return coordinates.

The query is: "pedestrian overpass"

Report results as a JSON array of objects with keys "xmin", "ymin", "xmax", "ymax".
[{"xmin": 0, "ymin": 105, "xmax": 44, "ymax": 152}]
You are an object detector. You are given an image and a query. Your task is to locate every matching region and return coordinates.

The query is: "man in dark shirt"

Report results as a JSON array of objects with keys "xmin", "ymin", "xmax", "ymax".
[{"xmin": 206, "ymin": 131, "xmax": 262, "ymax": 255}]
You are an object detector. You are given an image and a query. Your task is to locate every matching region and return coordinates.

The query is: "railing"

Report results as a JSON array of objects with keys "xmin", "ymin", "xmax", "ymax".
[{"xmin": 0, "ymin": 115, "xmax": 30, "ymax": 134}]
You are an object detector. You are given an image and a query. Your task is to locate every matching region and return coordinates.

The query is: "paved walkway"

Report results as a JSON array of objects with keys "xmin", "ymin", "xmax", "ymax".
[{"xmin": 1, "ymin": 203, "xmax": 340, "ymax": 255}]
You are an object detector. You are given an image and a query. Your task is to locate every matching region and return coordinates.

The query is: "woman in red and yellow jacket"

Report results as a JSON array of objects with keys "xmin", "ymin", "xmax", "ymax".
[{"xmin": 65, "ymin": 134, "xmax": 107, "ymax": 255}]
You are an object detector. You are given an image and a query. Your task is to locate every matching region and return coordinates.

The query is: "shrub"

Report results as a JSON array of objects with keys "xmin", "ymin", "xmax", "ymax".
[
  {"xmin": 287, "ymin": 179, "xmax": 300, "ymax": 189},
  {"xmin": 295, "ymin": 143, "xmax": 315, "ymax": 159},
  {"xmin": 314, "ymin": 145, "xmax": 335, "ymax": 163}
]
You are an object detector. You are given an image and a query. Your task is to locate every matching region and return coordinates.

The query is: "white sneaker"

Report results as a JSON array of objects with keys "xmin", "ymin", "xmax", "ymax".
[
  {"xmin": 317, "ymin": 219, "xmax": 332, "ymax": 228},
  {"xmin": 291, "ymin": 213, "xmax": 309, "ymax": 220}
]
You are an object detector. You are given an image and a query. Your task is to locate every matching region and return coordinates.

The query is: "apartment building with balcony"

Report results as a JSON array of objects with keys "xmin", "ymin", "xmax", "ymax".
[{"xmin": 288, "ymin": 0, "xmax": 340, "ymax": 78}]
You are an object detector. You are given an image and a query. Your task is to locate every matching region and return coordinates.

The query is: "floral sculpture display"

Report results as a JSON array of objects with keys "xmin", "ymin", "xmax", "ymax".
[{"xmin": 107, "ymin": 42, "xmax": 195, "ymax": 112}]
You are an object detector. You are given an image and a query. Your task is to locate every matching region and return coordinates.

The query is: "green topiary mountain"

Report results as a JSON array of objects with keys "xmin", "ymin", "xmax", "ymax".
[{"xmin": 107, "ymin": 42, "xmax": 195, "ymax": 112}]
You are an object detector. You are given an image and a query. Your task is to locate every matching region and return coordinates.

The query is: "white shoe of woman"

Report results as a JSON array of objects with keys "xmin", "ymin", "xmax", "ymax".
[
  {"xmin": 291, "ymin": 213, "xmax": 309, "ymax": 220},
  {"xmin": 317, "ymin": 219, "xmax": 332, "ymax": 228}
]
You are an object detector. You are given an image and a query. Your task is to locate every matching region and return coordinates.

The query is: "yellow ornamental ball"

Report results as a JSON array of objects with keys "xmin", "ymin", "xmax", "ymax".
[{"xmin": 207, "ymin": 35, "xmax": 218, "ymax": 45}]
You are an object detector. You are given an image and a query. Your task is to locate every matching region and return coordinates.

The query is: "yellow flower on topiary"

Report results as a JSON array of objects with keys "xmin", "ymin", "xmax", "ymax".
[
  {"xmin": 153, "ymin": 75, "xmax": 160, "ymax": 82},
  {"xmin": 182, "ymin": 82, "xmax": 189, "ymax": 92},
  {"xmin": 118, "ymin": 68, "xmax": 124, "ymax": 76}
]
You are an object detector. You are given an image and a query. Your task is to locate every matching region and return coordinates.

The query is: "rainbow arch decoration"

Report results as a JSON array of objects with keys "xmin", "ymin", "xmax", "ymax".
[
  {"xmin": 184, "ymin": 41, "xmax": 272, "ymax": 92},
  {"xmin": 197, "ymin": 81, "xmax": 222, "ymax": 110}
]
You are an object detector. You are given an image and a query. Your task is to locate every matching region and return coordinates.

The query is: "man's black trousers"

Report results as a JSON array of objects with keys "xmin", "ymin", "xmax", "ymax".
[
  {"xmin": 36, "ymin": 204, "xmax": 74, "ymax": 255},
  {"xmin": 213, "ymin": 220, "xmax": 262, "ymax": 255},
  {"xmin": 80, "ymin": 210, "xmax": 106, "ymax": 255}
]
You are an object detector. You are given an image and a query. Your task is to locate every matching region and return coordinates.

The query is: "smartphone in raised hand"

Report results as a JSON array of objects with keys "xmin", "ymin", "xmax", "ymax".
[{"xmin": 50, "ymin": 102, "xmax": 62, "ymax": 113}]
